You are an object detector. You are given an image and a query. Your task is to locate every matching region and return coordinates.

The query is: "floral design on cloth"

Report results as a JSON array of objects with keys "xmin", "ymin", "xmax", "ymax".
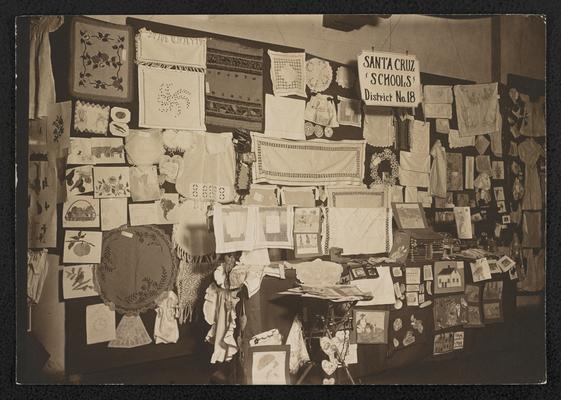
[
  {"xmin": 93, "ymin": 167, "xmax": 130, "ymax": 198},
  {"xmin": 69, "ymin": 17, "xmax": 134, "ymax": 102},
  {"xmin": 268, "ymin": 50, "xmax": 307, "ymax": 97},
  {"xmin": 454, "ymin": 83, "xmax": 499, "ymax": 137},
  {"xmin": 306, "ymin": 57, "xmax": 333, "ymax": 93},
  {"xmin": 94, "ymin": 225, "xmax": 178, "ymax": 315}
]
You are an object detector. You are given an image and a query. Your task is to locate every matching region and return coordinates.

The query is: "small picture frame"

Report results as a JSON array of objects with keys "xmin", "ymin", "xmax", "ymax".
[
  {"xmin": 392, "ymin": 202, "xmax": 429, "ymax": 230},
  {"xmin": 354, "ymin": 309, "xmax": 389, "ymax": 344},
  {"xmin": 248, "ymin": 345, "xmax": 290, "ymax": 385},
  {"xmin": 501, "ymin": 215, "xmax": 511, "ymax": 224},
  {"xmin": 350, "ymin": 266, "xmax": 367, "ymax": 279},
  {"xmin": 294, "ymin": 232, "xmax": 322, "ymax": 258}
]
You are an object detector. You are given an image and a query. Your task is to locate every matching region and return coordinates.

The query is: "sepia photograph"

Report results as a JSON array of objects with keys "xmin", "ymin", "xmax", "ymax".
[{"xmin": 15, "ymin": 12, "xmax": 548, "ymax": 389}]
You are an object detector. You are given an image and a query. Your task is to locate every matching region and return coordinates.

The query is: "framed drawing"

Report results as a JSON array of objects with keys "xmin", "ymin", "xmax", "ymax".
[
  {"xmin": 433, "ymin": 295, "xmax": 468, "ymax": 331},
  {"xmin": 433, "ymin": 261, "xmax": 465, "ymax": 294},
  {"xmin": 63, "ymin": 230, "xmax": 103, "ymax": 264},
  {"xmin": 248, "ymin": 345, "xmax": 290, "ymax": 385},
  {"xmin": 93, "ymin": 167, "xmax": 130, "ymax": 198},
  {"xmin": 62, "ymin": 264, "xmax": 98, "ymax": 299},
  {"xmin": 90, "ymin": 137, "xmax": 125, "ymax": 164},
  {"xmin": 65, "ymin": 165, "xmax": 94, "ymax": 196},
  {"xmin": 353, "ymin": 309, "xmax": 389, "ymax": 344},
  {"xmin": 392, "ymin": 202, "xmax": 429, "ymax": 230}
]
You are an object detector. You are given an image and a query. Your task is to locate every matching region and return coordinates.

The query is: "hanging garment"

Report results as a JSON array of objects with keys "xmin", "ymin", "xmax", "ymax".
[
  {"xmin": 204, "ymin": 282, "xmax": 240, "ymax": 363},
  {"xmin": 520, "ymin": 94, "xmax": 546, "ymax": 137},
  {"xmin": 263, "ymin": 94, "xmax": 306, "ymax": 140},
  {"xmin": 454, "ymin": 83, "xmax": 499, "ymax": 137},
  {"xmin": 322, "ymin": 207, "xmax": 393, "ymax": 255},
  {"xmin": 205, "ymin": 37, "xmax": 264, "ymax": 132},
  {"xmin": 267, "ymin": 50, "xmax": 307, "ymax": 97},
  {"xmin": 251, "ymin": 133, "xmax": 366, "ymax": 186},
  {"xmin": 519, "ymin": 249, "xmax": 545, "ymax": 292},
  {"xmin": 363, "ymin": 106, "xmax": 395, "ymax": 147},
  {"xmin": 430, "ymin": 140, "xmax": 447, "ymax": 198},
  {"xmin": 154, "ymin": 291, "xmax": 180, "ymax": 344},
  {"xmin": 27, "ymin": 249, "xmax": 49, "ymax": 304},
  {"xmin": 399, "ymin": 151, "xmax": 431, "ymax": 189},
  {"xmin": 175, "ymin": 132, "xmax": 236, "ymax": 203},
  {"xmin": 490, "ymin": 112, "xmax": 503, "ymax": 157},
  {"xmin": 519, "ymin": 138, "xmax": 544, "ymax": 210},
  {"xmin": 304, "ymin": 94, "xmax": 339, "ymax": 128},
  {"xmin": 521, "ymin": 211, "xmax": 542, "ymax": 248},
  {"xmin": 28, "ymin": 16, "xmax": 64, "ymax": 119}
]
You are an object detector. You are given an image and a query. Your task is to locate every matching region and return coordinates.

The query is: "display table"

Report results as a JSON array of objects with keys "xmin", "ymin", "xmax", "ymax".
[{"xmin": 239, "ymin": 262, "xmax": 517, "ymax": 383}]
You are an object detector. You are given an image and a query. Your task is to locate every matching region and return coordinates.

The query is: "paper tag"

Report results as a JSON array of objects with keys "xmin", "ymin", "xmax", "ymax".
[
  {"xmin": 206, "ymin": 81, "xmax": 210, "ymax": 94},
  {"xmin": 121, "ymin": 231, "xmax": 133, "ymax": 238}
]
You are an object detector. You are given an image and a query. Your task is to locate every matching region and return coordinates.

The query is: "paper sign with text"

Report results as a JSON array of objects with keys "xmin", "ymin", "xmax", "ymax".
[{"xmin": 357, "ymin": 50, "xmax": 421, "ymax": 107}]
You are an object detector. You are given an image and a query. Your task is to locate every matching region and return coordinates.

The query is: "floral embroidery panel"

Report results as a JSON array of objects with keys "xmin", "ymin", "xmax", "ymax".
[
  {"xmin": 95, "ymin": 225, "xmax": 178, "ymax": 315},
  {"xmin": 70, "ymin": 17, "xmax": 133, "ymax": 102},
  {"xmin": 138, "ymin": 65, "xmax": 206, "ymax": 131},
  {"xmin": 93, "ymin": 166, "xmax": 130, "ymax": 198}
]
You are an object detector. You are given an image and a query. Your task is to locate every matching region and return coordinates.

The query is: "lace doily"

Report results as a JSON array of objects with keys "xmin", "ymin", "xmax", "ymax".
[
  {"xmin": 306, "ymin": 58, "xmax": 333, "ymax": 93},
  {"xmin": 370, "ymin": 149, "xmax": 399, "ymax": 186}
]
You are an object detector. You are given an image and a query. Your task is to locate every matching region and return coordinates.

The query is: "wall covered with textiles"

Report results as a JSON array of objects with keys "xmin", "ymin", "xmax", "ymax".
[{"xmin": 24, "ymin": 15, "xmax": 545, "ymax": 383}]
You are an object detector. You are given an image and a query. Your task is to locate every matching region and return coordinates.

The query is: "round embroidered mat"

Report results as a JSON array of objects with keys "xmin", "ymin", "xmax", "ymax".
[{"xmin": 95, "ymin": 225, "xmax": 178, "ymax": 315}]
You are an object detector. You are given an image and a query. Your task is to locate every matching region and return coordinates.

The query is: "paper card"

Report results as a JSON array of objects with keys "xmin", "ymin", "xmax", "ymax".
[
  {"xmin": 483, "ymin": 281, "xmax": 503, "ymax": 301},
  {"xmin": 405, "ymin": 267, "xmax": 421, "ymax": 285},
  {"xmin": 453, "ymin": 206, "xmax": 473, "ymax": 239},
  {"xmin": 67, "ymin": 138, "xmax": 94, "ymax": 165},
  {"xmin": 404, "ymin": 186, "xmax": 418, "ymax": 203},
  {"xmin": 433, "ymin": 332, "xmax": 454, "ymax": 355},
  {"xmin": 86, "ymin": 303, "xmax": 116, "ymax": 344},
  {"xmin": 354, "ymin": 309, "xmax": 389, "ymax": 344},
  {"xmin": 488, "ymin": 259, "xmax": 502, "ymax": 274},
  {"xmin": 225, "ymin": 212, "xmax": 244, "ymax": 239},
  {"xmin": 74, "ymin": 101, "xmax": 110, "ymax": 135},
  {"xmin": 433, "ymin": 295, "xmax": 468, "ymax": 330},
  {"xmin": 464, "ymin": 284, "xmax": 481, "ymax": 303},
  {"xmin": 294, "ymin": 233, "xmax": 321, "ymax": 256},
  {"xmin": 129, "ymin": 203, "xmax": 159, "ymax": 226},
  {"xmin": 65, "ymin": 166, "xmax": 94, "ymax": 196},
  {"xmin": 447, "ymin": 153, "xmax": 463, "ymax": 191},
  {"xmin": 155, "ymin": 193, "xmax": 181, "ymax": 224},
  {"xmin": 62, "ymin": 264, "xmax": 98, "ymax": 299},
  {"xmin": 354, "ymin": 266, "xmax": 396, "ymax": 306},
  {"xmin": 465, "ymin": 156, "xmax": 474, "ymax": 189},
  {"xmin": 426, "ymin": 281, "xmax": 432, "ymax": 295},
  {"xmin": 90, "ymin": 137, "xmax": 125, "ymax": 164},
  {"xmin": 392, "ymin": 266, "xmax": 403, "ymax": 277},
  {"xmin": 423, "ymin": 265, "xmax": 433, "ymax": 280},
  {"xmin": 293, "ymin": 207, "xmax": 321, "ymax": 233},
  {"xmin": 491, "ymin": 161, "xmax": 505, "ymax": 180},
  {"xmin": 435, "ymin": 118, "xmax": 450, "ymax": 134},
  {"xmin": 63, "ymin": 230, "xmax": 103, "ymax": 264},
  {"xmin": 29, "ymin": 118, "xmax": 47, "ymax": 146},
  {"xmin": 100, "ymin": 198, "xmax": 128, "ymax": 231},
  {"xmin": 129, "ymin": 165, "xmax": 161, "ymax": 202},
  {"xmin": 46, "ymin": 101, "xmax": 72, "ymax": 153},
  {"xmin": 93, "ymin": 167, "xmax": 131, "ymax": 198},
  {"xmin": 417, "ymin": 190, "xmax": 432, "ymax": 208},
  {"xmin": 453, "ymin": 331, "xmax": 465, "ymax": 350},
  {"xmin": 482, "ymin": 302, "xmax": 503, "ymax": 323},
  {"xmin": 434, "ymin": 261, "xmax": 465, "ymax": 294},
  {"xmin": 406, "ymin": 284, "xmax": 420, "ymax": 292},
  {"xmin": 406, "ymin": 292, "xmax": 419, "ymax": 306},
  {"xmin": 62, "ymin": 196, "xmax": 100, "ymax": 228},
  {"xmin": 418, "ymin": 293, "xmax": 425, "ymax": 304},
  {"xmin": 493, "ymin": 187, "xmax": 505, "ymax": 201},
  {"xmin": 393, "ymin": 282, "xmax": 403, "ymax": 299},
  {"xmin": 470, "ymin": 258, "xmax": 492, "ymax": 282}
]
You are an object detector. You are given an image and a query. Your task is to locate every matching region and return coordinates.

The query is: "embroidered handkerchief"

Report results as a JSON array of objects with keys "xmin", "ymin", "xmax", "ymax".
[
  {"xmin": 449, "ymin": 129, "xmax": 475, "ymax": 148},
  {"xmin": 280, "ymin": 187, "xmax": 316, "ymax": 207},
  {"xmin": 138, "ymin": 65, "xmax": 206, "ymax": 131},
  {"xmin": 125, "ymin": 129, "xmax": 165, "ymax": 165},
  {"xmin": 255, "ymin": 206, "xmax": 294, "ymax": 249},
  {"xmin": 213, "ymin": 205, "xmax": 256, "ymax": 253},
  {"xmin": 337, "ymin": 96, "xmax": 362, "ymax": 127},
  {"xmin": 363, "ymin": 106, "xmax": 394, "ymax": 147},
  {"xmin": 322, "ymin": 207, "xmax": 393, "ymax": 255},
  {"xmin": 251, "ymin": 133, "xmax": 366, "ymax": 186},
  {"xmin": 423, "ymin": 85, "xmax": 453, "ymax": 104},
  {"xmin": 423, "ymin": 103, "xmax": 452, "ymax": 119},
  {"xmin": 405, "ymin": 186, "xmax": 418, "ymax": 203},
  {"xmin": 325, "ymin": 187, "xmax": 385, "ymax": 208},
  {"xmin": 243, "ymin": 185, "xmax": 278, "ymax": 206},
  {"xmin": 435, "ymin": 118, "xmax": 450, "ymax": 134},
  {"xmin": 400, "ymin": 151, "xmax": 430, "ymax": 173},
  {"xmin": 206, "ymin": 37, "xmax": 264, "ymax": 131},
  {"xmin": 93, "ymin": 166, "xmax": 130, "ymax": 198},
  {"xmin": 86, "ymin": 303, "xmax": 116, "ymax": 345},
  {"xmin": 74, "ymin": 101, "xmax": 110, "ymax": 135},
  {"xmin": 264, "ymin": 94, "xmax": 306, "ymax": 140},
  {"xmin": 454, "ymin": 83, "xmax": 499, "ymax": 137},
  {"xmin": 475, "ymin": 135, "xmax": 490, "ymax": 155},
  {"xmin": 69, "ymin": 17, "xmax": 134, "ymax": 102},
  {"xmin": 399, "ymin": 169, "xmax": 429, "ymax": 188},
  {"xmin": 409, "ymin": 120, "xmax": 430, "ymax": 154},
  {"xmin": 136, "ymin": 28, "xmax": 206, "ymax": 70},
  {"xmin": 268, "ymin": 50, "xmax": 306, "ymax": 97},
  {"xmin": 129, "ymin": 203, "xmax": 159, "ymax": 226}
]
